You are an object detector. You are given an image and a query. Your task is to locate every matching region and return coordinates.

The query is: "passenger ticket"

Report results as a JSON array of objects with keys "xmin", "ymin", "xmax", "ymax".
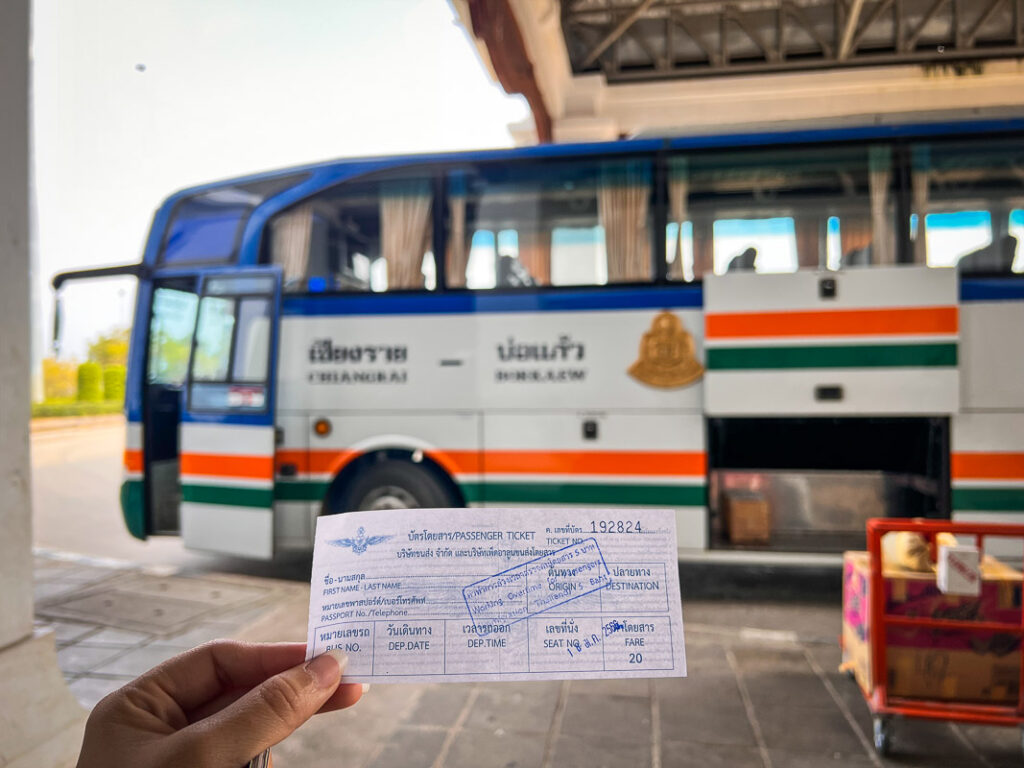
[{"xmin": 305, "ymin": 507, "xmax": 686, "ymax": 683}]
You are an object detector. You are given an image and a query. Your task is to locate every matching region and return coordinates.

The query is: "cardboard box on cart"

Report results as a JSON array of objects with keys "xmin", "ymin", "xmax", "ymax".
[{"xmin": 842, "ymin": 551, "xmax": 1023, "ymax": 703}]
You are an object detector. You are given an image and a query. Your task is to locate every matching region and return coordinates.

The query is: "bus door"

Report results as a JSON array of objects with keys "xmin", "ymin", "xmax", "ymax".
[
  {"xmin": 178, "ymin": 269, "xmax": 282, "ymax": 559},
  {"xmin": 141, "ymin": 278, "xmax": 200, "ymax": 536}
]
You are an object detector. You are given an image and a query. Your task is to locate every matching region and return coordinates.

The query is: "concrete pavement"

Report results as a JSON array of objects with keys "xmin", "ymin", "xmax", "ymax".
[
  {"xmin": 31, "ymin": 419, "xmax": 313, "ymax": 579},
  {"xmin": 35, "ymin": 550, "xmax": 1024, "ymax": 768}
]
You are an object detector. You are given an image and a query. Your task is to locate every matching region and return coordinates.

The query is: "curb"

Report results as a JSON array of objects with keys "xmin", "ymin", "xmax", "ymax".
[{"xmin": 30, "ymin": 414, "xmax": 125, "ymax": 433}]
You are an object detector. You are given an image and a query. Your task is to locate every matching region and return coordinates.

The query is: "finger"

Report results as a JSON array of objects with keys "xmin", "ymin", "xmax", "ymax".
[
  {"xmin": 318, "ymin": 682, "xmax": 365, "ymax": 713},
  {"xmin": 188, "ymin": 680, "xmax": 364, "ymax": 722},
  {"xmin": 183, "ymin": 655, "xmax": 367, "ymax": 723},
  {"xmin": 139, "ymin": 641, "xmax": 308, "ymax": 714},
  {"xmin": 179, "ymin": 650, "xmax": 348, "ymax": 765}
]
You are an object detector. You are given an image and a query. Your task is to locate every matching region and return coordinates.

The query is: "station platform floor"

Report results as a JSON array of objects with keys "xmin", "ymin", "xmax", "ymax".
[{"xmin": 34, "ymin": 551, "xmax": 1022, "ymax": 768}]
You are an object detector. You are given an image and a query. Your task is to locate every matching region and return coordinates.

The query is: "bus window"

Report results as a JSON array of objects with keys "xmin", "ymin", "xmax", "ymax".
[
  {"xmin": 910, "ymin": 140, "xmax": 1024, "ymax": 273},
  {"xmin": 1011, "ymin": 210, "xmax": 1024, "ymax": 272},
  {"xmin": 447, "ymin": 158, "xmax": 653, "ymax": 288},
  {"xmin": 921, "ymin": 211, "xmax": 992, "ymax": 268},
  {"xmin": 192, "ymin": 296, "xmax": 235, "ymax": 381},
  {"xmin": 714, "ymin": 217, "xmax": 796, "ymax": 274},
  {"xmin": 266, "ymin": 174, "xmax": 436, "ymax": 293},
  {"xmin": 666, "ymin": 146, "xmax": 893, "ymax": 279},
  {"xmin": 147, "ymin": 287, "xmax": 198, "ymax": 386},
  {"xmin": 232, "ymin": 298, "xmax": 271, "ymax": 382},
  {"xmin": 551, "ymin": 226, "xmax": 607, "ymax": 285},
  {"xmin": 162, "ymin": 174, "xmax": 309, "ymax": 265}
]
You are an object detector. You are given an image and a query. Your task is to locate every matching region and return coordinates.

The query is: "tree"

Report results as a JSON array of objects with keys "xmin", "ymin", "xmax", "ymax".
[
  {"xmin": 88, "ymin": 328, "xmax": 130, "ymax": 368},
  {"xmin": 42, "ymin": 358, "xmax": 77, "ymax": 400}
]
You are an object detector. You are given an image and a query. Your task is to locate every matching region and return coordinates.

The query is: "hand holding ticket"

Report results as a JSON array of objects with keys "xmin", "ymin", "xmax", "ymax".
[{"xmin": 305, "ymin": 507, "xmax": 686, "ymax": 683}]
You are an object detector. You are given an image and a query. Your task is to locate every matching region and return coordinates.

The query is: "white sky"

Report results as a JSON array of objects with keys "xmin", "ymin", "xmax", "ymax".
[{"xmin": 32, "ymin": 0, "xmax": 528, "ymax": 359}]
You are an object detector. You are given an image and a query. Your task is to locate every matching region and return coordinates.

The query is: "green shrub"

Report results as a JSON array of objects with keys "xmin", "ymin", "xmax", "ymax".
[
  {"xmin": 103, "ymin": 364, "xmax": 126, "ymax": 402},
  {"xmin": 77, "ymin": 362, "xmax": 103, "ymax": 402},
  {"xmin": 32, "ymin": 399, "xmax": 123, "ymax": 418}
]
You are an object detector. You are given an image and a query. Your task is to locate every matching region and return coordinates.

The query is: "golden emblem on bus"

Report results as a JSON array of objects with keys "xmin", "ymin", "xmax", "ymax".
[{"xmin": 628, "ymin": 311, "xmax": 704, "ymax": 389}]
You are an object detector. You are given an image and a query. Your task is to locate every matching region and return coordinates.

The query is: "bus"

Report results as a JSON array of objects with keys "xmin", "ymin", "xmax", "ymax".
[{"xmin": 54, "ymin": 119, "xmax": 1024, "ymax": 561}]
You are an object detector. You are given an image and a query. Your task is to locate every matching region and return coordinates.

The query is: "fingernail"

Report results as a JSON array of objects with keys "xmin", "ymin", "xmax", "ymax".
[
  {"xmin": 362, "ymin": 683, "xmax": 371, "ymax": 694},
  {"xmin": 305, "ymin": 650, "xmax": 347, "ymax": 688},
  {"xmin": 326, "ymin": 649, "xmax": 349, "ymax": 672}
]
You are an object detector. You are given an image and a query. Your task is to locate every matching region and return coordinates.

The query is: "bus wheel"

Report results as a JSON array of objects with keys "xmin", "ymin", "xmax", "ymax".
[{"xmin": 335, "ymin": 459, "xmax": 455, "ymax": 513}]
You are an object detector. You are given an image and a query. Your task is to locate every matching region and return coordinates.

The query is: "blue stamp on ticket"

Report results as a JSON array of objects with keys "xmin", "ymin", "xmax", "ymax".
[{"xmin": 462, "ymin": 537, "xmax": 612, "ymax": 636}]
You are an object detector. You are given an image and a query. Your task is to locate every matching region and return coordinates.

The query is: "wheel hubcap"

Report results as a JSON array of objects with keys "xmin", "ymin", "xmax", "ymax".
[{"xmin": 359, "ymin": 485, "xmax": 418, "ymax": 511}]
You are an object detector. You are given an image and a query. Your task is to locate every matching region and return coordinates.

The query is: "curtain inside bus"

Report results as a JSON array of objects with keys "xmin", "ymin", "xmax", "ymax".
[
  {"xmin": 446, "ymin": 174, "xmax": 470, "ymax": 288},
  {"xmin": 380, "ymin": 179, "xmax": 432, "ymax": 290},
  {"xmin": 599, "ymin": 161, "xmax": 651, "ymax": 283},
  {"xmin": 270, "ymin": 204, "xmax": 314, "ymax": 285}
]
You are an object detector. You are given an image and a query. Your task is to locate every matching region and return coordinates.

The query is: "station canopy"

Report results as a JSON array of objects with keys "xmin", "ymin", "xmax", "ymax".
[{"xmin": 561, "ymin": 0, "xmax": 1024, "ymax": 82}]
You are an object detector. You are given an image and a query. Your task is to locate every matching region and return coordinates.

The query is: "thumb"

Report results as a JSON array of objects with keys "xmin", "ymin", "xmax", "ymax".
[{"xmin": 189, "ymin": 650, "xmax": 347, "ymax": 765}]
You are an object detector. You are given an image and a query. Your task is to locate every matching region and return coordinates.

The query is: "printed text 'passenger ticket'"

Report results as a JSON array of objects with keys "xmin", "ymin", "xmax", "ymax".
[{"xmin": 305, "ymin": 507, "xmax": 686, "ymax": 683}]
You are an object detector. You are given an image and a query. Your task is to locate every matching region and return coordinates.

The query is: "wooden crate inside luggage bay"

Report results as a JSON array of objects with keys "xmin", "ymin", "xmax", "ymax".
[
  {"xmin": 723, "ymin": 491, "xmax": 771, "ymax": 545},
  {"xmin": 842, "ymin": 551, "xmax": 1023, "ymax": 703}
]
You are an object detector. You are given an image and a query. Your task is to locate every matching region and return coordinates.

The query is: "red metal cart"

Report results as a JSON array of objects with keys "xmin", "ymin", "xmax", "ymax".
[{"xmin": 854, "ymin": 518, "xmax": 1024, "ymax": 756}]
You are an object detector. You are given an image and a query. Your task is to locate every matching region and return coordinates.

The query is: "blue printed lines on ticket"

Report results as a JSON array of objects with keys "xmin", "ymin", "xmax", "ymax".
[{"xmin": 462, "ymin": 538, "xmax": 612, "ymax": 636}]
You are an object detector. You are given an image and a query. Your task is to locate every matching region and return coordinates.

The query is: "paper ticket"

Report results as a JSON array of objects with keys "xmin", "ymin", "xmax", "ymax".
[{"xmin": 305, "ymin": 507, "xmax": 686, "ymax": 683}]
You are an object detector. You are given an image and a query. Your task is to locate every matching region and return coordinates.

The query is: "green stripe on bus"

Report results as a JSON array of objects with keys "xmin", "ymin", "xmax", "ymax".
[
  {"xmin": 181, "ymin": 484, "xmax": 273, "ymax": 508},
  {"xmin": 274, "ymin": 480, "xmax": 330, "ymax": 502},
  {"xmin": 952, "ymin": 488, "xmax": 1024, "ymax": 512},
  {"xmin": 120, "ymin": 479, "xmax": 146, "ymax": 540},
  {"xmin": 460, "ymin": 481, "xmax": 706, "ymax": 506},
  {"xmin": 706, "ymin": 343, "xmax": 958, "ymax": 370}
]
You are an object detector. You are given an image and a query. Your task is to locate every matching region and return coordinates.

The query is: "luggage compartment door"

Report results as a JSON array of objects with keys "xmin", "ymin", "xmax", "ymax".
[{"xmin": 703, "ymin": 266, "xmax": 959, "ymax": 416}]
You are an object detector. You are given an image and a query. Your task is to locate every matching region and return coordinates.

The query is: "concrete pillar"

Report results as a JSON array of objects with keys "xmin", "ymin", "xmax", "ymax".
[{"xmin": 0, "ymin": 2, "xmax": 87, "ymax": 765}]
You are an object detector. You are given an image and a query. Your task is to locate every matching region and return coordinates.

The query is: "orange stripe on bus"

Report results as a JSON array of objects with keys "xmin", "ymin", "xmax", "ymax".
[
  {"xmin": 441, "ymin": 450, "xmax": 705, "ymax": 476},
  {"xmin": 706, "ymin": 306, "xmax": 958, "ymax": 339},
  {"xmin": 283, "ymin": 449, "xmax": 706, "ymax": 478},
  {"xmin": 124, "ymin": 449, "xmax": 142, "ymax": 472},
  {"xmin": 180, "ymin": 453, "xmax": 274, "ymax": 479},
  {"xmin": 425, "ymin": 451, "xmax": 482, "ymax": 475},
  {"xmin": 277, "ymin": 450, "xmax": 359, "ymax": 476},
  {"xmin": 952, "ymin": 453, "xmax": 1024, "ymax": 481}
]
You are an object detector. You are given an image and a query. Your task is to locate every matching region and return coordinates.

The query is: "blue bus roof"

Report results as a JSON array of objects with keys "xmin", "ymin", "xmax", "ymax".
[
  {"xmin": 146, "ymin": 116, "xmax": 1024, "ymax": 270},
  {"xmin": 164, "ymin": 116, "xmax": 1024, "ymax": 202}
]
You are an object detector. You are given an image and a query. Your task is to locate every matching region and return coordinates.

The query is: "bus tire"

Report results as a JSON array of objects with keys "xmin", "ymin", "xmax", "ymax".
[{"xmin": 333, "ymin": 459, "xmax": 456, "ymax": 514}]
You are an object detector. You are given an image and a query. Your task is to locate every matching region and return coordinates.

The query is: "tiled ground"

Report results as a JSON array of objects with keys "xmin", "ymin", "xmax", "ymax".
[{"xmin": 36, "ymin": 553, "xmax": 1024, "ymax": 767}]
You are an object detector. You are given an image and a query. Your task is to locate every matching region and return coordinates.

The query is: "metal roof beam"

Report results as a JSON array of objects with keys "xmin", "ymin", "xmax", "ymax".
[
  {"xmin": 669, "ymin": 10, "xmax": 721, "ymax": 66},
  {"xmin": 728, "ymin": 7, "xmax": 781, "ymax": 62},
  {"xmin": 783, "ymin": 1, "xmax": 834, "ymax": 58},
  {"xmin": 964, "ymin": 0, "xmax": 1007, "ymax": 47},
  {"xmin": 838, "ymin": 0, "xmax": 867, "ymax": 59},
  {"xmin": 581, "ymin": 0, "xmax": 656, "ymax": 67},
  {"xmin": 905, "ymin": 0, "xmax": 949, "ymax": 49},
  {"xmin": 847, "ymin": 0, "xmax": 895, "ymax": 55}
]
